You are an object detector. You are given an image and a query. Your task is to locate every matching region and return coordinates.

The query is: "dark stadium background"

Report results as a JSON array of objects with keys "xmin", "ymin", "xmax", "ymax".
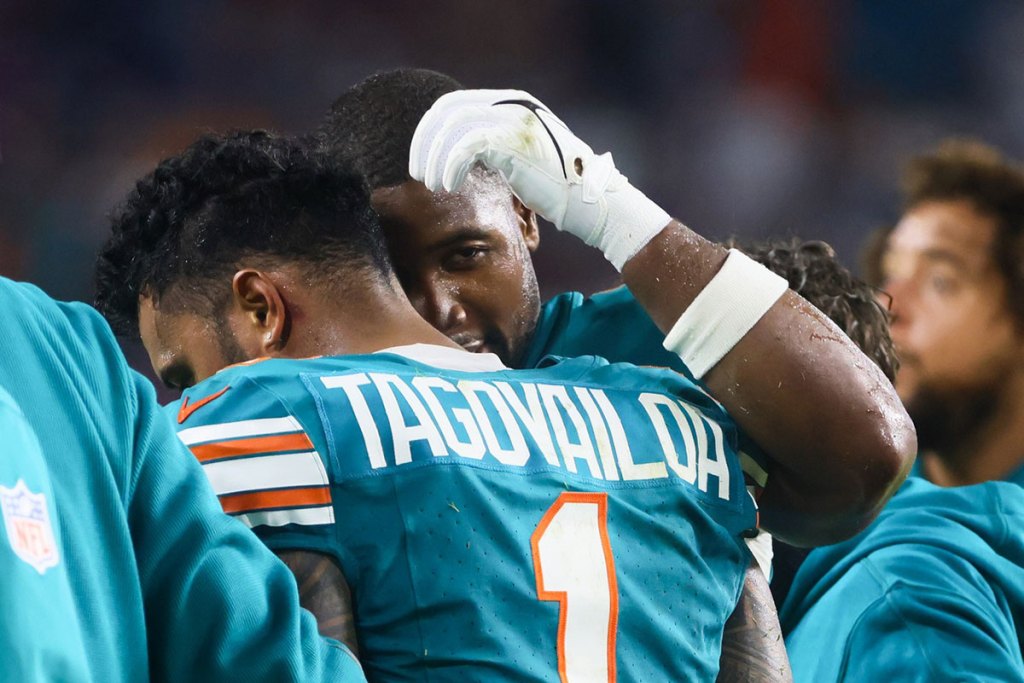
[{"xmin": 3, "ymin": 0, "xmax": 1021, "ymax": 393}]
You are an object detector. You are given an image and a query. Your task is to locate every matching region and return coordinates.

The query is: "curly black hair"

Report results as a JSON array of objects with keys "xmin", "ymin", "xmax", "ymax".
[
  {"xmin": 318, "ymin": 68, "xmax": 463, "ymax": 189},
  {"xmin": 730, "ymin": 237, "xmax": 898, "ymax": 383},
  {"xmin": 95, "ymin": 129, "xmax": 388, "ymax": 338}
]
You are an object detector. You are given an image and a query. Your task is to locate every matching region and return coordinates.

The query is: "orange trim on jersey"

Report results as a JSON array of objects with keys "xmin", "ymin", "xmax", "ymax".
[
  {"xmin": 219, "ymin": 486, "xmax": 331, "ymax": 514},
  {"xmin": 190, "ymin": 432, "xmax": 314, "ymax": 463},
  {"xmin": 215, "ymin": 357, "xmax": 271, "ymax": 376},
  {"xmin": 214, "ymin": 354, "xmax": 325, "ymax": 376},
  {"xmin": 177, "ymin": 386, "xmax": 231, "ymax": 424},
  {"xmin": 531, "ymin": 491, "xmax": 618, "ymax": 683}
]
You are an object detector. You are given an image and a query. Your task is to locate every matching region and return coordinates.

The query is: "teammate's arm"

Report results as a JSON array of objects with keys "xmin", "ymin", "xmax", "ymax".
[
  {"xmin": 621, "ymin": 226, "xmax": 912, "ymax": 545},
  {"xmin": 717, "ymin": 563, "xmax": 792, "ymax": 683},
  {"xmin": 279, "ymin": 550, "xmax": 359, "ymax": 654},
  {"xmin": 410, "ymin": 90, "xmax": 916, "ymax": 546},
  {"xmin": 127, "ymin": 372, "xmax": 365, "ymax": 682}
]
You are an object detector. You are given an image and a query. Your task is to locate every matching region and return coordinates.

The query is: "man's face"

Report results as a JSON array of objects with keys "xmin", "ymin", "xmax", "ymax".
[
  {"xmin": 881, "ymin": 199, "xmax": 1023, "ymax": 448},
  {"xmin": 372, "ymin": 172, "xmax": 541, "ymax": 366},
  {"xmin": 138, "ymin": 296, "xmax": 250, "ymax": 391}
]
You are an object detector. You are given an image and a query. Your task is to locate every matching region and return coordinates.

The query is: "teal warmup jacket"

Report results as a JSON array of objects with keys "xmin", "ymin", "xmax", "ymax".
[
  {"xmin": 781, "ymin": 478, "xmax": 1024, "ymax": 682},
  {"xmin": 0, "ymin": 278, "xmax": 364, "ymax": 683}
]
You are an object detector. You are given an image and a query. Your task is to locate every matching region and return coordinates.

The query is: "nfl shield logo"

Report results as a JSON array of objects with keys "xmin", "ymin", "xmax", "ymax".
[{"xmin": 0, "ymin": 480, "xmax": 59, "ymax": 574}]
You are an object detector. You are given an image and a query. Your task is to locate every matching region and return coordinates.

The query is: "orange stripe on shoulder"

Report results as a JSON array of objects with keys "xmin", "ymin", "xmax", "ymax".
[
  {"xmin": 215, "ymin": 354, "xmax": 323, "ymax": 376},
  {"xmin": 219, "ymin": 486, "xmax": 331, "ymax": 514},
  {"xmin": 216, "ymin": 357, "xmax": 271, "ymax": 375},
  {"xmin": 190, "ymin": 432, "xmax": 314, "ymax": 463}
]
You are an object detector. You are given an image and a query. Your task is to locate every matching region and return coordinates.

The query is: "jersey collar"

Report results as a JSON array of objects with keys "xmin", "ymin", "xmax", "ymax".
[{"xmin": 376, "ymin": 343, "xmax": 507, "ymax": 372}]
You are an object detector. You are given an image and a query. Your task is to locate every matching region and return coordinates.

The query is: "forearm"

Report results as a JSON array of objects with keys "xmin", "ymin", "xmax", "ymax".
[
  {"xmin": 134, "ymin": 459, "xmax": 363, "ymax": 681},
  {"xmin": 279, "ymin": 550, "xmax": 360, "ymax": 655},
  {"xmin": 622, "ymin": 222, "xmax": 916, "ymax": 545},
  {"xmin": 408, "ymin": 91, "xmax": 915, "ymax": 544},
  {"xmin": 718, "ymin": 563, "xmax": 792, "ymax": 683}
]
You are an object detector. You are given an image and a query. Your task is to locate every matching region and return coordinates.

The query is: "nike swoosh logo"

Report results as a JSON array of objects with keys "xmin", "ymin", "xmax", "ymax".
[
  {"xmin": 177, "ymin": 386, "xmax": 230, "ymax": 424},
  {"xmin": 493, "ymin": 99, "xmax": 568, "ymax": 179}
]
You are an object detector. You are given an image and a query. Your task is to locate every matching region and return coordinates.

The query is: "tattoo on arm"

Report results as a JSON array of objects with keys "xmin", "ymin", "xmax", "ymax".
[
  {"xmin": 717, "ymin": 562, "xmax": 793, "ymax": 683},
  {"xmin": 278, "ymin": 550, "xmax": 359, "ymax": 655}
]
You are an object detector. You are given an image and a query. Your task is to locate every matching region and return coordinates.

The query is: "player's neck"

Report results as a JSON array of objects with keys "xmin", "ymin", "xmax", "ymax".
[
  {"xmin": 923, "ymin": 369, "xmax": 1024, "ymax": 486},
  {"xmin": 281, "ymin": 284, "xmax": 461, "ymax": 359}
]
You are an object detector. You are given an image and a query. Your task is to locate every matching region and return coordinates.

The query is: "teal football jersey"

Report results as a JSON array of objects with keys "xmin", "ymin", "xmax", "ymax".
[
  {"xmin": 780, "ymin": 478, "xmax": 1024, "ymax": 682},
  {"xmin": 0, "ymin": 278, "xmax": 364, "ymax": 683},
  {"xmin": 522, "ymin": 286, "xmax": 694, "ymax": 378},
  {"xmin": 171, "ymin": 344, "xmax": 758, "ymax": 682},
  {"xmin": 0, "ymin": 387, "xmax": 91, "ymax": 682},
  {"xmin": 522, "ymin": 286, "xmax": 770, "ymax": 518}
]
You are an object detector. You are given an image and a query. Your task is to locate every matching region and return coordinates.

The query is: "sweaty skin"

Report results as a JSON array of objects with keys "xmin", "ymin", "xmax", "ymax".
[
  {"xmin": 622, "ymin": 222, "xmax": 915, "ymax": 545},
  {"xmin": 373, "ymin": 170, "xmax": 915, "ymax": 546},
  {"xmin": 372, "ymin": 172, "xmax": 540, "ymax": 365},
  {"xmin": 371, "ymin": 161, "xmax": 912, "ymax": 678}
]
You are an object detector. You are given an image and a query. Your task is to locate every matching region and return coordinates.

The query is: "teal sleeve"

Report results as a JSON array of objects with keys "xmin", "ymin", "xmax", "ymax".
[
  {"xmin": 0, "ymin": 391, "xmax": 91, "ymax": 682},
  {"xmin": 127, "ymin": 372, "xmax": 366, "ymax": 683},
  {"xmin": 839, "ymin": 581, "xmax": 1024, "ymax": 682},
  {"xmin": 170, "ymin": 374, "xmax": 341, "ymax": 561}
]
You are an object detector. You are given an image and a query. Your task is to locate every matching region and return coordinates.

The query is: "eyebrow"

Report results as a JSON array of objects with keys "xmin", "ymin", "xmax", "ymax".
[
  {"xmin": 917, "ymin": 247, "xmax": 968, "ymax": 269},
  {"xmin": 884, "ymin": 244, "xmax": 968, "ymax": 271},
  {"xmin": 427, "ymin": 226, "xmax": 495, "ymax": 251}
]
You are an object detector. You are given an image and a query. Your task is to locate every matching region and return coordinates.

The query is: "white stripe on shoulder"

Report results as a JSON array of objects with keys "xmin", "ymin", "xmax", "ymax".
[
  {"xmin": 235, "ymin": 505, "xmax": 334, "ymax": 528},
  {"xmin": 202, "ymin": 451, "xmax": 329, "ymax": 496},
  {"xmin": 177, "ymin": 416, "xmax": 304, "ymax": 446},
  {"xmin": 376, "ymin": 343, "xmax": 507, "ymax": 372},
  {"xmin": 739, "ymin": 451, "xmax": 768, "ymax": 487}
]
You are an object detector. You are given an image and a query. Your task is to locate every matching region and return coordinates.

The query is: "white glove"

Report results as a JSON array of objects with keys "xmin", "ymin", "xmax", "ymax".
[{"xmin": 409, "ymin": 89, "xmax": 671, "ymax": 270}]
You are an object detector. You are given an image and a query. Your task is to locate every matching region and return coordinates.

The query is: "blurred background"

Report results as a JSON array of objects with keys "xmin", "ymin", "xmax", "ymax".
[{"xmin": 3, "ymin": 0, "xmax": 1024, "ymax": 381}]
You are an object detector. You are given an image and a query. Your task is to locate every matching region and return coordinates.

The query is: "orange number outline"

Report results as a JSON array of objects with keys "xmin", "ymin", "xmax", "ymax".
[{"xmin": 530, "ymin": 491, "xmax": 619, "ymax": 683}]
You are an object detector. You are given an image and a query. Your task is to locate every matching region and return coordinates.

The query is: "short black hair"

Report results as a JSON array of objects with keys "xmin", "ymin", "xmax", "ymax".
[
  {"xmin": 731, "ymin": 237, "xmax": 898, "ymax": 383},
  {"xmin": 95, "ymin": 129, "xmax": 388, "ymax": 338},
  {"xmin": 319, "ymin": 68, "xmax": 463, "ymax": 189}
]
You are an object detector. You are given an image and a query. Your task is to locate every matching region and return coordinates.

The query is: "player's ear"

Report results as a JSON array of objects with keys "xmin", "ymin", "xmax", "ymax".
[
  {"xmin": 231, "ymin": 269, "xmax": 289, "ymax": 355},
  {"xmin": 513, "ymin": 196, "xmax": 540, "ymax": 252}
]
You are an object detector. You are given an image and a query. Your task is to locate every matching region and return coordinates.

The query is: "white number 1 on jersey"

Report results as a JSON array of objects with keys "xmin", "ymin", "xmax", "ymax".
[{"xmin": 531, "ymin": 492, "xmax": 619, "ymax": 683}]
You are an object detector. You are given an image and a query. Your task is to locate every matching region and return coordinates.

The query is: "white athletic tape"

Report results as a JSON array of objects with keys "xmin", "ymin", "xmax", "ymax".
[{"xmin": 663, "ymin": 249, "xmax": 789, "ymax": 379}]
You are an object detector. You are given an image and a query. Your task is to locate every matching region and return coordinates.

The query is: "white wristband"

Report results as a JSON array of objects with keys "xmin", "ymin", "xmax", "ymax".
[
  {"xmin": 663, "ymin": 249, "xmax": 789, "ymax": 379},
  {"xmin": 599, "ymin": 182, "xmax": 672, "ymax": 271}
]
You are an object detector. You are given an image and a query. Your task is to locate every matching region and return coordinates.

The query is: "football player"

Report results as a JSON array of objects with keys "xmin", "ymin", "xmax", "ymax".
[
  {"xmin": 323, "ymin": 74, "xmax": 915, "ymax": 678},
  {"xmin": 321, "ymin": 71, "xmax": 915, "ymax": 547},
  {"xmin": 94, "ymin": 130, "xmax": 866, "ymax": 681}
]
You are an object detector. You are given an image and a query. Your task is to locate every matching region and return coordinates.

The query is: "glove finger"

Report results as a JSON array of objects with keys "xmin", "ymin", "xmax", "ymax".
[
  {"xmin": 410, "ymin": 101, "xmax": 459, "ymax": 182},
  {"xmin": 410, "ymin": 107, "xmax": 442, "ymax": 182},
  {"xmin": 436, "ymin": 89, "xmax": 540, "ymax": 110},
  {"xmin": 424, "ymin": 106, "xmax": 520, "ymax": 190},
  {"xmin": 424, "ymin": 122, "xmax": 499, "ymax": 190},
  {"xmin": 441, "ymin": 130, "xmax": 505, "ymax": 193},
  {"xmin": 410, "ymin": 89, "xmax": 545, "ymax": 181}
]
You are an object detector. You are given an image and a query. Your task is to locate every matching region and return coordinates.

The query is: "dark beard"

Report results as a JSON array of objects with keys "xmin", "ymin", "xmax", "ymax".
[
  {"xmin": 904, "ymin": 383, "xmax": 998, "ymax": 458},
  {"xmin": 216, "ymin": 326, "xmax": 251, "ymax": 368}
]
